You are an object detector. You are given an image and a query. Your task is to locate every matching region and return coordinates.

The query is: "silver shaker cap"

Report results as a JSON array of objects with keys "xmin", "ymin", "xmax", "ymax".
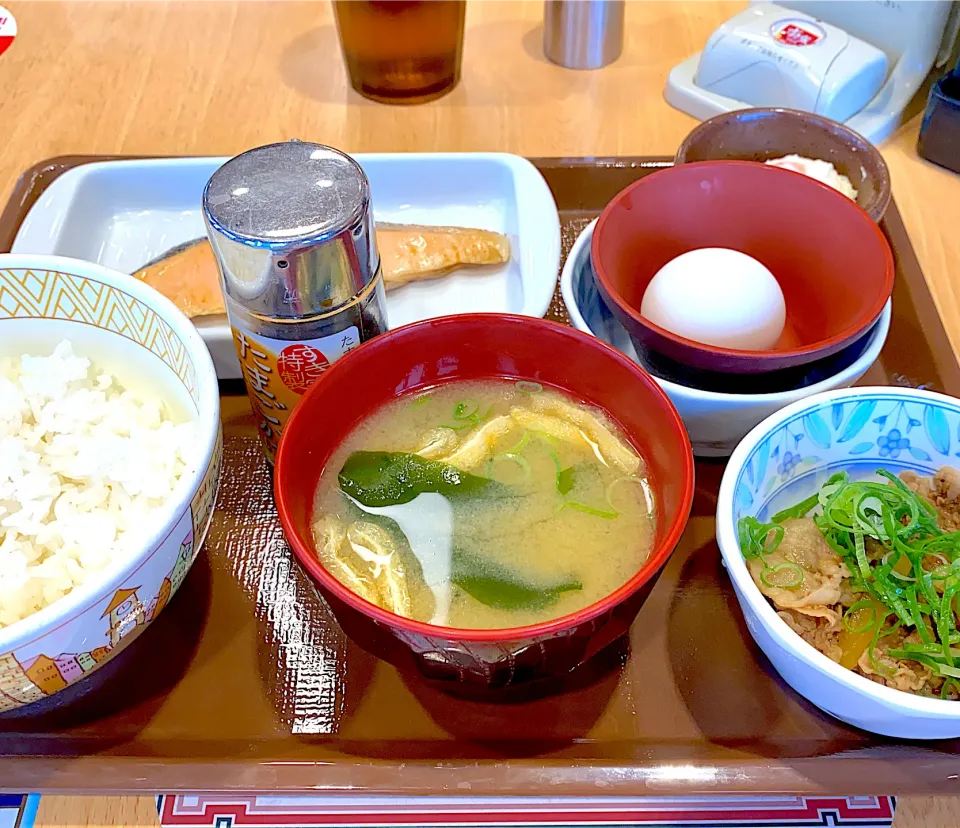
[{"xmin": 203, "ymin": 140, "xmax": 378, "ymax": 320}]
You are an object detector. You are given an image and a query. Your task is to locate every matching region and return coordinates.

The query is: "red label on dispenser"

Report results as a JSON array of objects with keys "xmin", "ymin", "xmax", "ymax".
[{"xmin": 773, "ymin": 21, "xmax": 822, "ymax": 46}]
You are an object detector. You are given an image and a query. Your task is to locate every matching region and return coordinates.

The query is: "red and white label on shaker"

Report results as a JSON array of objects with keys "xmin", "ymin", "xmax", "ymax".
[
  {"xmin": 0, "ymin": 6, "xmax": 17, "ymax": 58},
  {"xmin": 231, "ymin": 324, "xmax": 360, "ymax": 462},
  {"xmin": 772, "ymin": 20, "xmax": 823, "ymax": 47}
]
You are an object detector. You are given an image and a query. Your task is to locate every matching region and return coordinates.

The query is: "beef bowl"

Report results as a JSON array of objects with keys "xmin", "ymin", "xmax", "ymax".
[
  {"xmin": 717, "ymin": 387, "xmax": 960, "ymax": 738},
  {"xmin": 275, "ymin": 314, "xmax": 694, "ymax": 691}
]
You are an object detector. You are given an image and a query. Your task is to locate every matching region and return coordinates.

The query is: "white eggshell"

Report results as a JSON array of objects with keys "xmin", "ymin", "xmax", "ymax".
[{"xmin": 640, "ymin": 248, "xmax": 786, "ymax": 351}]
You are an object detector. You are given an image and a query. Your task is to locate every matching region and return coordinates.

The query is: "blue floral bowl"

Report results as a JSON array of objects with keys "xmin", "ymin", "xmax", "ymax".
[{"xmin": 717, "ymin": 387, "xmax": 960, "ymax": 738}]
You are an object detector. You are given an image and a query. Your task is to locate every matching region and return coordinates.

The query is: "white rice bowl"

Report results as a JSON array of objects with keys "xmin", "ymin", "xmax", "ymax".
[{"xmin": 0, "ymin": 255, "xmax": 220, "ymax": 712}]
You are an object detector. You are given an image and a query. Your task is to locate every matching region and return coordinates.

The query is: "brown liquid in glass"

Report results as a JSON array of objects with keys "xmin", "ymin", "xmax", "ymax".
[{"xmin": 334, "ymin": 1, "xmax": 466, "ymax": 104}]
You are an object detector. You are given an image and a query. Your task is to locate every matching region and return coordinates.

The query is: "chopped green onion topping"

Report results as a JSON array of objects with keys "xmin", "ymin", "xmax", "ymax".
[
  {"xmin": 760, "ymin": 562, "xmax": 804, "ymax": 589},
  {"xmin": 942, "ymin": 679, "xmax": 960, "ymax": 700},
  {"xmin": 842, "ymin": 599, "xmax": 877, "ymax": 634},
  {"xmin": 738, "ymin": 516, "xmax": 785, "ymax": 560},
  {"xmin": 772, "ymin": 492, "xmax": 820, "ymax": 523}
]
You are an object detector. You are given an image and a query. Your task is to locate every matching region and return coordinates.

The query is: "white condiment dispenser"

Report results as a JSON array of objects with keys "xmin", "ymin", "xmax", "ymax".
[
  {"xmin": 665, "ymin": 0, "xmax": 957, "ymax": 145},
  {"xmin": 692, "ymin": 3, "xmax": 887, "ymax": 124}
]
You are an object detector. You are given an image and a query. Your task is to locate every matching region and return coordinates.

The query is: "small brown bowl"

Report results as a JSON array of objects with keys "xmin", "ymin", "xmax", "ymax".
[{"xmin": 674, "ymin": 108, "xmax": 891, "ymax": 222}]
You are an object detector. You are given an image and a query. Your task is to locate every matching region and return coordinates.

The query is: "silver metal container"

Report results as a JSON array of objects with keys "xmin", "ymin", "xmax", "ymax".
[
  {"xmin": 543, "ymin": 0, "xmax": 625, "ymax": 70},
  {"xmin": 203, "ymin": 140, "xmax": 388, "ymax": 462}
]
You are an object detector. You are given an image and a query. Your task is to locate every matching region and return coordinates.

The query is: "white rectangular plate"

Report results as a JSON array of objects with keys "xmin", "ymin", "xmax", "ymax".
[{"xmin": 12, "ymin": 153, "xmax": 561, "ymax": 379}]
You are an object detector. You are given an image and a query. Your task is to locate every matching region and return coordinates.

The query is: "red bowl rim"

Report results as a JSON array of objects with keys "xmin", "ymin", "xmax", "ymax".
[
  {"xmin": 274, "ymin": 313, "xmax": 695, "ymax": 643},
  {"xmin": 591, "ymin": 159, "xmax": 895, "ymax": 363}
]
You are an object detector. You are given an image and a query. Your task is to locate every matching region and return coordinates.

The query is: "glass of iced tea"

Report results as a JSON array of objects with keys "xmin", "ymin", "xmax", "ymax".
[{"xmin": 333, "ymin": 1, "xmax": 466, "ymax": 104}]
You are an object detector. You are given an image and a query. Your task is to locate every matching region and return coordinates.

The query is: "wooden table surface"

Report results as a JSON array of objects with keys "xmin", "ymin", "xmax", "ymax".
[{"xmin": 2, "ymin": 1, "xmax": 960, "ymax": 826}]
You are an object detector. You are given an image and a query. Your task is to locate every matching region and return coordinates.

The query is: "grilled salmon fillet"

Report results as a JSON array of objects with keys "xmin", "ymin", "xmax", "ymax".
[
  {"xmin": 133, "ymin": 224, "xmax": 511, "ymax": 318},
  {"xmin": 376, "ymin": 223, "xmax": 511, "ymax": 288}
]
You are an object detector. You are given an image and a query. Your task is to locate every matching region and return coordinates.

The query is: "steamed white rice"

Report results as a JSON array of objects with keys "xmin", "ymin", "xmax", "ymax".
[
  {"xmin": 0, "ymin": 340, "xmax": 196, "ymax": 629},
  {"xmin": 765, "ymin": 154, "xmax": 859, "ymax": 200}
]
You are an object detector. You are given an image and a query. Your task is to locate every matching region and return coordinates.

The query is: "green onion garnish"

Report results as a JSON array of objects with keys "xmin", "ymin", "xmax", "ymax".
[
  {"xmin": 486, "ymin": 453, "xmax": 531, "ymax": 482},
  {"xmin": 772, "ymin": 492, "xmax": 820, "ymax": 523},
  {"xmin": 738, "ymin": 516, "xmax": 784, "ymax": 560},
  {"xmin": 506, "ymin": 431, "xmax": 531, "ymax": 454},
  {"xmin": 453, "ymin": 400, "xmax": 480, "ymax": 420},
  {"xmin": 942, "ymin": 679, "xmax": 960, "ymax": 699},
  {"xmin": 760, "ymin": 561, "xmax": 804, "ymax": 589},
  {"xmin": 842, "ymin": 599, "xmax": 877, "ymax": 634},
  {"xmin": 559, "ymin": 501, "xmax": 618, "ymax": 520}
]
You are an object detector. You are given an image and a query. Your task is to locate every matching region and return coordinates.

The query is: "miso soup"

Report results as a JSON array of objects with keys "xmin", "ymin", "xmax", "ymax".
[{"xmin": 311, "ymin": 380, "xmax": 656, "ymax": 629}]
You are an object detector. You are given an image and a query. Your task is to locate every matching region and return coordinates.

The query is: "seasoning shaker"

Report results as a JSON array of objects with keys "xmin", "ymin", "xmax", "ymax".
[
  {"xmin": 543, "ymin": 0, "xmax": 625, "ymax": 70},
  {"xmin": 203, "ymin": 140, "xmax": 388, "ymax": 463}
]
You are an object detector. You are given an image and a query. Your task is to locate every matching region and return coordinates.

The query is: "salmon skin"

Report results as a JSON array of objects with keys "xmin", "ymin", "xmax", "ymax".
[{"xmin": 133, "ymin": 225, "xmax": 511, "ymax": 319}]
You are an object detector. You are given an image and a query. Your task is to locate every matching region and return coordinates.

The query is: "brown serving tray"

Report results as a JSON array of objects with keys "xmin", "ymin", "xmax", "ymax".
[{"xmin": 1, "ymin": 156, "xmax": 959, "ymax": 796}]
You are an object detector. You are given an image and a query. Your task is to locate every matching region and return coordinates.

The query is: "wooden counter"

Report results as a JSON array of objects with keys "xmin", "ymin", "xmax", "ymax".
[{"xmin": 1, "ymin": 1, "xmax": 959, "ymax": 825}]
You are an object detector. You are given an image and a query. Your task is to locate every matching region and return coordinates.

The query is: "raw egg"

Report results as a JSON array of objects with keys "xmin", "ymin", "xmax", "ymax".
[{"xmin": 640, "ymin": 248, "xmax": 786, "ymax": 351}]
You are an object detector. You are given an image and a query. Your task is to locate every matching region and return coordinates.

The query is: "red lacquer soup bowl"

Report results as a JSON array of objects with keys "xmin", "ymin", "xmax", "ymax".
[
  {"xmin": 592, "ymin": 160, "xmax": 894, "ymax": 375},
  {"xmin": 274, "ymin": 314, "xmax": 694, "ymax": 690}
]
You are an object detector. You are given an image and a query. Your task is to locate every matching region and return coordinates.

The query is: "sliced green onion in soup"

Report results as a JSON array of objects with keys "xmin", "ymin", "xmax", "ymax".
[
  {"xmin": 505, "ymin": 431, "xmax": 531, "ymax": 454},
  {"xmin": 486, "ymin": 452, "xmax": 532, "ymax": 482},
  {"xmin": 556, "ymin": 466, "xmax": 576, "ymax": 495},
  {"xmin": 441, "ymin": 421, "xmax": 476, "ymax": 432},
  {"xmin": 535, "ymin": 438, "xmax": 570, "ymax": 494},
  {"xmin": 558, "ymin": 500, "xmax": 618, "ymax": 519},
  {"xmin": 605, "ymin": 475, "xmax": 654, "ymax": 515},
  {"xmin": 453, "ymin": 400, "xmax": 480, "ymax": 420}
]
